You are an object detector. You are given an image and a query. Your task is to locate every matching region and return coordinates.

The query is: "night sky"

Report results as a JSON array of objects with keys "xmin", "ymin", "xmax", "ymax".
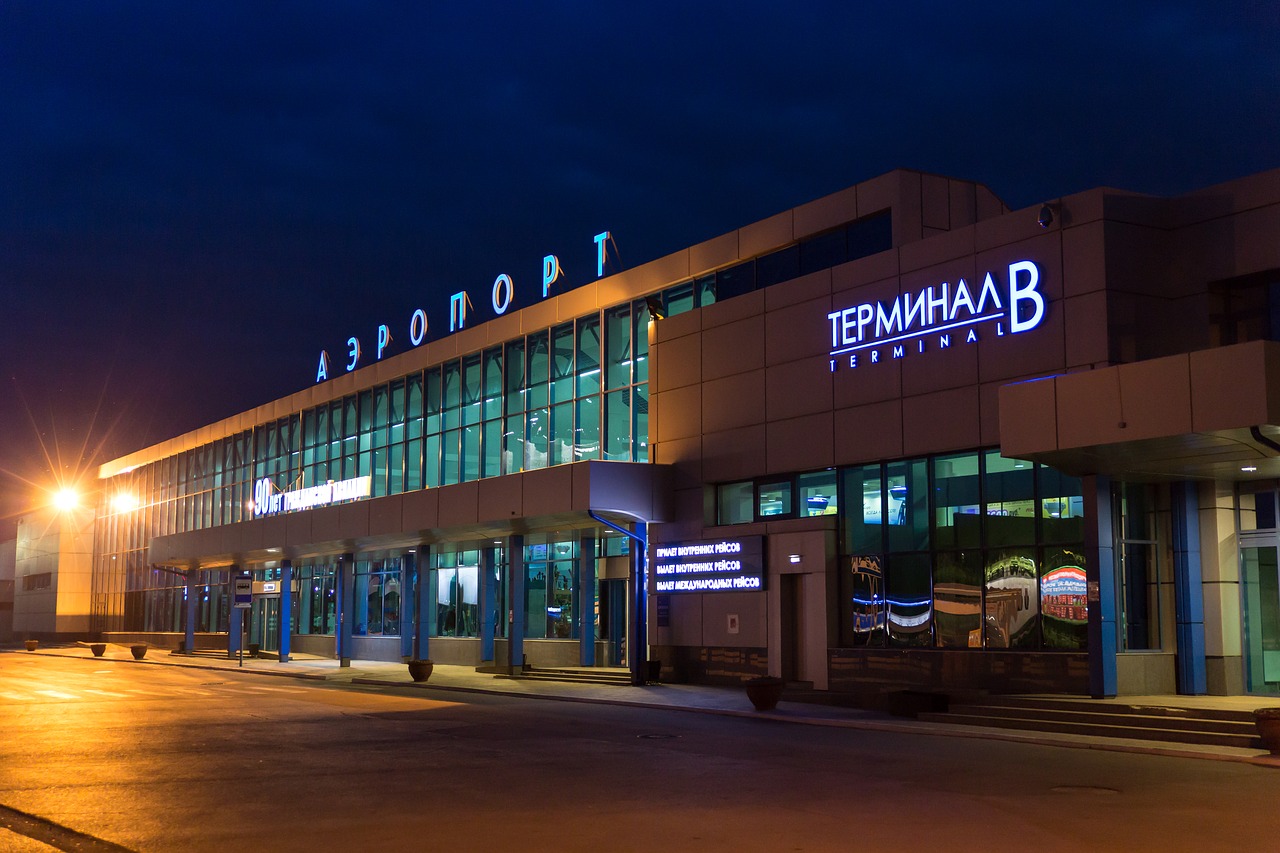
[{"xmin": 2, "ymin": 2, "xmax": 1278, "ymax": 533}]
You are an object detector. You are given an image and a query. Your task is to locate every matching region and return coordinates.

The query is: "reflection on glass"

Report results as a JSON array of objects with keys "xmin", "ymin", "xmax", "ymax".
[
  {"xmin": 934, "ymin": 550, "xmax": 982, "ymax": 648},
  {"xmin": 846, "ymin": 555, "xmax": 885, "ymax": 646},
  {"xmin": 886, "ymin": 553, "xmax": 932, "ymax": 647},
  {"xmin": 984, "ymin": 549, "xmax": 1039, "ymax": 648},
  {"xmin": 1041, "ymin": 548, "xmax": 1088, "ymax": 650}
]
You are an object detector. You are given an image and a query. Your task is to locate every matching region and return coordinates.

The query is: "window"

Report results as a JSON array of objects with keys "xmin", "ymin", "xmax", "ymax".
[
  {"xmin": 798, "ymin": 471, "xmax": 837, "ymax": 516},
  {"xmin": 717, "ymin": 482, "xmax": 754, "ymax": 524},
  {"xmin": 757, "ymin": 480, "xmax": 794, "ymax": 518}
]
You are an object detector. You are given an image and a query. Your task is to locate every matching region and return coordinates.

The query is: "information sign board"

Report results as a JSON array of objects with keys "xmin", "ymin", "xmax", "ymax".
[
  {"xmin": 651, "ymin": 536, "xmax": 765, "ymax": 594},
  {"xmin": 233, "ymin": 577, "xmax": 253, "ymax": 609}
]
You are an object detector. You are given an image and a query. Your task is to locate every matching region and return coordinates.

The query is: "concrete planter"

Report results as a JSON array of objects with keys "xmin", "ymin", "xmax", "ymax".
[
  {"xmin": 24, "ymin": 640, "xmax": 38, "ymax": 652},
  {"xmin": 744, "ymin": 676, "xmax": 785, "ymax": 711},
  {"xmin": 1255, "ymin": 708, "xmax": 1280, "ymax": 755},
  {"xmin": 407, "ymin": 660, "xmax": 434, "ymax": 683},
  {"xmin": 90, "ymin": 643, "xmax": 107, "ymax": 657},
  {"xmin": 130, "ymin": 644, "xmax": 148, "ymax": 660}
]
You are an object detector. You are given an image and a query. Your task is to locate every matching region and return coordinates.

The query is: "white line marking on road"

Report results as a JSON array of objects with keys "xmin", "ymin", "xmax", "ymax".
[{"xmin": 34, "ymin": 690, "xmax": 78, "ymax": 700}]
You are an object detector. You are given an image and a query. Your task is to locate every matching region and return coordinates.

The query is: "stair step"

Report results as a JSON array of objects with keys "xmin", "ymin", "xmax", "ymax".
[
  {"xmin": 968, "ymin": 696, "xmax": 1256, "ymax": 723},
  {"xmin": 944, "ymin": 704, "xmax": 1257, "ymax": 735},
  {"xmin": 498, "ymin": 667, "xmax": 635, "ymax": 686},
  {"xmin": 918, "ymin": 711, "xmax": 1263, "ymax": 749}
]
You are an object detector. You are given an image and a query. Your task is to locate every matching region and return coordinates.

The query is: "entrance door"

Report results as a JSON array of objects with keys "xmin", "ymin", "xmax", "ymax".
[
  {"xmin": 252, "ymin": 598, "xmax": 281, "ymax": 653},
  {"xmin": 599, "ymin": 580, "xmax": 625, "ymax": 666},
  {"xmin": 1240, "ymin": 537, "xmax": 1280, "ymax": 694}
]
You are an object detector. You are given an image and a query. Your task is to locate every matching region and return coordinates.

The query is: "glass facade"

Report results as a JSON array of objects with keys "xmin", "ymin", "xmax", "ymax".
[
  {"xmin": 89, "ymin": 208, "xmax": 894, "ymax": 634},
  {"xmin": 717, "ymin": 450, "xmax": 1087, "ymax": 652}
]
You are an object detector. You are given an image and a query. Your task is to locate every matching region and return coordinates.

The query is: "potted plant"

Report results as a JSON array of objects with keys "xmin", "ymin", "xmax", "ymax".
[
  {"xmin": 744, "ymin": 675, "xmax": 785, "ymax": 711},
  {"xmin": 1255, "ymin": 708, "xmax": 1280, "ymax": 755},
  {"xmin": 90, "ymin": 643, "xmax": 106, "ymax": 657},
  {"xmin": 130, "ymin": 643, "xmax": 148, "ymax": 660},
  {"xmin": 407, "ymin": 659, "xmax": 434, "ymax": 683},
  {"xmin": 24, "ymin": 639, "xmax": 38, "ymax": 652}
]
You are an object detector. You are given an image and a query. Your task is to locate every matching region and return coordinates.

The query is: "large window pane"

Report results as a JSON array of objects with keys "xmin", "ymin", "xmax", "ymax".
[
  {"xmin": 935, "ymin": 550, "xmax": 982, "ymax": 648},
  {"xmin": 985, "ymin": 452, "xmax": 1036, "ymax": 547},
  {"xmin": 886, "ymin": 459, "xmax": 929, "ymax": 552},
  {"xmin": 576, "ymin": 315, "xmax": 600, "ymax": 398},
  {"xmin": 843, "ymin": 555, "xmax": 886, "ymax": 647},
  {"xmin": 886, "ymin": 553, "xmax": 932, "ymax": 647},
  {"xmin": 1041, "ymin": 547, "xmax": 1089, "ymax": 650},
  {"xmin": 841, "ymin": 464, "xmax": 884, "ymax": 554},
  {"xmin": 603, "ymin": 390, "xmax": 630, "ymax": 461},
  {"xmin": 604, "ymin": 305, "xmax": 631, "ymax": 390},
  {"xmin": 984, "ymin": 549, "xmax": 1039, "ymax": 648},
  {"xmin": 1039, "ymin": 466, "xmax": 1084, "ymax": 544},
  {"xmin": 934, "ymin": 453, "xmax": 981, "ymax": 548}
]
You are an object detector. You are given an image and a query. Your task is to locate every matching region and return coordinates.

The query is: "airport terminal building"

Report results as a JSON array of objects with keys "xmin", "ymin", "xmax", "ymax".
[{"xmin": 27, "ymin": 166, "xmax": 1280, "ymax": 700}]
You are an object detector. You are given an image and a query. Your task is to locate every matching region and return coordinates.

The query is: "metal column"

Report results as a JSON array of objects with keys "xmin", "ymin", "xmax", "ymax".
[
  {"xmin": 184, "ymin": 567, "xmax": 197, "ymax": 654},
  {"xmin": 400, "ymin": 552, "xmax": 416, "ymax": 661},
  {"xmin": 480, "ymin": 546, "xmax": 497, "ymax": 663},
  {"xmin": 628, "ymin": 521, "xmax": 648, "ymax": 686},
  {"xmin": 279, "ymin": 560, "xmax": 292, "ymax": 663},
  {"xmin": 227, "ymin": 566, "xmax": 243, "ymax": 659},
  {"xmin": 1171, "ymin": 481, "xmax": 1208, "ymax": 694},
  {"xmin": 336, "ymin": 553, "xmax": 354, "ymax": 667},
  {"xmin": 578, "ymin": 533, "xmax": 596, "ymax": 667},
  {"xmin": 414, "ymin": 546, "xmax": 431, "ymax": 661},
  {"xmin": 507, "ymin": 535, "xmax": 525, "ymax": 672},
  {"xmin": 1084, "ymin": 476, "xmax": 1118, "ymax": 698}
]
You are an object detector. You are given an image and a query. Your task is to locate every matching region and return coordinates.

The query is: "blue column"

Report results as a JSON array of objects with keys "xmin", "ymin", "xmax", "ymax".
[
  {"xmin": 400, "ymin": 553, "xmax": 416, "ymax": 661},
  {"xmin": 337, "ymin": 553, "xmax": 354, "ymax": 667},
  {"xmin": 507, "ymin": 535, "xmax": 525, "ymax": 672},
  {"xmin": 629, "ymin": 521, "xmax": 648, "ymax": 686},
  {"xmin": 279, "ymin": 560, "xmax": 292, "ymax": 663},
  {"xmin": 184, "ymin": 566, "xmax": 197, "ymax": 654},
  {"xmin": 480, "ymin": 547, "xmax": 496, "ymax": 663},
  {"xmin": 415, "ymin": 546, "xmax": 431, "ymax": 661},
  {"xmin": 1171, "ymin": 481, "xmax": 1208, "ymax": 695},
  {"xmin": 227, "ymin": 566, "xmax": 243, "ymax": 658},
  {"xmin": 579, "ymin": 534, "xmax": 596, "ymax": 667},
  {"xmin": 1084, "ymin": 477, "xmax": 1118, "ymax": 698}
]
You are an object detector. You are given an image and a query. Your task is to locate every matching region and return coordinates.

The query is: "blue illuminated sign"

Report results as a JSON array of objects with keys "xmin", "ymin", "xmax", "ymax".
[
  {"xmin": 827, "ymin": 260, "xmax": 1045, "ymax": 372},
  {"xmin": 652, "ymin": 536, "xmax": 765, "ymax": 594},
  {"xmin": 315, "ymin": 231, "xmax": 612, "ymax": 383}
]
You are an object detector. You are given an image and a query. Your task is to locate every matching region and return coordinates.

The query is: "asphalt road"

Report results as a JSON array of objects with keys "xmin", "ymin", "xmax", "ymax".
[{"xmin": 1, "ymin": 652, "xmax": 1278, "ymax": 852}]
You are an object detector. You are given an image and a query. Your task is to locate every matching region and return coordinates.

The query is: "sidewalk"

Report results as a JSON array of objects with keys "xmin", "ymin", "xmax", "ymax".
[{"xmin": 14, "ymin": 643, "xmax": 1280, "ymax": 769}]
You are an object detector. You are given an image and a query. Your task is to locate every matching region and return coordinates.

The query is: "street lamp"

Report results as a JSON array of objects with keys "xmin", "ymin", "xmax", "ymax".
[{"xmin": 52, "ymin": 487, "xmax": 80, "ymax": 512}]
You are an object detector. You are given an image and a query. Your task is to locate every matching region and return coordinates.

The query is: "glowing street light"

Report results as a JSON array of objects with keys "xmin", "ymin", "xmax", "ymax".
[
  {"xmin": 111, "ymin": 493, "xmax": 140, "ymax": 512},
  {"xmin": 52, "ymin": 487, "xmax": 80, "ymax": 512}
]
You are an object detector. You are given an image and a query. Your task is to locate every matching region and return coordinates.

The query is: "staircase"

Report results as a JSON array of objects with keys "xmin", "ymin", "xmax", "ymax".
[
  {"xmin": 499, "ymin": 666, "xmax": 635, "ymax": 686},
  {"xmin": 918, "ymin": 696, "xmax": 1264, "ymax": 749}
]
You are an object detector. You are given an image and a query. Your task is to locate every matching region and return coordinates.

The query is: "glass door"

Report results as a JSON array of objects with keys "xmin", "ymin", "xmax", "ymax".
[
  {"xmin": 1240, "ymin": 538, "xmax": 1280, "ymax": 694},
  {"xmin": 252, "ymin": 598, "xmax": 280, "ymax": 653}
]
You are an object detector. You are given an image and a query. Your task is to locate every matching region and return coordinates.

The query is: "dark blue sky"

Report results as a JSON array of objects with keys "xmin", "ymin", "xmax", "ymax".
[{"xmin": 2, "ymin": 1, "xmax": 1278, "ymax": 527}]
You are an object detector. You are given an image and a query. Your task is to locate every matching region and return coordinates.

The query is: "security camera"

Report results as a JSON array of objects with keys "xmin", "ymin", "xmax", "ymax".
[{"xmin": 1038, "ymin": 203, "xmax": 1054, "ymax": 228}]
